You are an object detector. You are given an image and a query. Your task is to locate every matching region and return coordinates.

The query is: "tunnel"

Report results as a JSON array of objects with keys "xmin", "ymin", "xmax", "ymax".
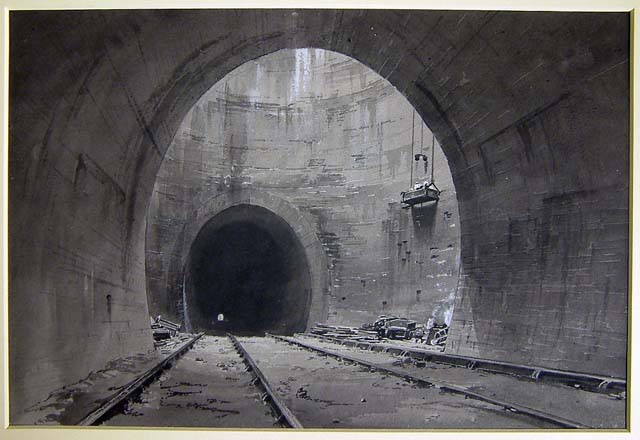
[
  {"xmin": 184, "ymin": 204, "xmax": 312, "ymax": 335},
  {"xmin": 146, "ymin": 48, "xmax": 461, "ymax": 332},
  {"xmin": 7, "ymin": 9, "xmax": 629, "ymax": 421}
]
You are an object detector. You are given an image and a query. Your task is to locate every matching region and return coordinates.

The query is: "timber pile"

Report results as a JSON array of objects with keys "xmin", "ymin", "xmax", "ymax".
[{"xmin": 309, "ymin": 323, "xmax": 377, "ymax": 340}]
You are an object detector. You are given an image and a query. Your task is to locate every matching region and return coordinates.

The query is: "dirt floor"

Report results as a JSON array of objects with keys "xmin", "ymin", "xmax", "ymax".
[
  {"xmin": 232, "ymin": 336, "xmax": 556, "ymax": 429},
  {"xmin": 13, "ymin": 335, "xmax": 197, "ymax": 425},
  {"xmin": 76, "ymin": 334, "xmax": 628, "ymax": 429},
  {"xmin": 293, "ymin": 334, "xmax": 626, "ymax": 429},
  {"xmin": 102, "ymin": 336, "xmax": 277, "ymax": 427}
]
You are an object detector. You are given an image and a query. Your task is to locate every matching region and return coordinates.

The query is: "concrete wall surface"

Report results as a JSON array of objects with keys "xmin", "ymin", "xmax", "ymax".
[
  {"xmin": 9, "ymin": 9, "xmax": 629, "ymax": 419},
  {"xmin": 146, "ymin": 49, "xmax": 460, "ymax": 332}
]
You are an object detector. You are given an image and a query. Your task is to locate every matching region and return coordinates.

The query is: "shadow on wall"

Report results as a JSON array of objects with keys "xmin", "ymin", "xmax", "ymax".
[{"xmin": 411, "ymin": 203, "xmax": 439, "ymax": 242}]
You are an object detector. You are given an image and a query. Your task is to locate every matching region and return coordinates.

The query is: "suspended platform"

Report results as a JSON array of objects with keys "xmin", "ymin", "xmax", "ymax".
[{"xmin": 401, "ymin": 182, "xmax": 440, "ymax": 207}]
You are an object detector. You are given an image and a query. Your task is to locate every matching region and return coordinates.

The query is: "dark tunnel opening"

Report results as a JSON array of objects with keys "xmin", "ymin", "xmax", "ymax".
[{"xmin": 185, "ymin": 204, "xmax": 312, "ymax": 335}]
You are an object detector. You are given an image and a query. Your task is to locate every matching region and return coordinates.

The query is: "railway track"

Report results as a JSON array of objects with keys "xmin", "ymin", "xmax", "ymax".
[
  {"xmin": 78, "ymin": 332, "xmax": 205, "ymax": 426},
  {"xmin": 227, "ymin": 335, "xmax": 579, "ymax": 429},
  {"xmin": 99, "ymin": 335, "xmax": 281, "ymax": 428},
  {"xmin": 303, "ymin": 332, "xmax": 626, "ymax": 393},
  {"xmin": 265, "ymin": 334, "xmax": 586, "ymax": 428},
  {"xmin": 228, "ymin": 334, "xmax": 303, "ymax": 428},
  {"xmin": 285, "ymin": 333, "xmax": 626, "ymax": 429},
  {"xmin": 92, "ymin": 334, "xmax": 625, "ymax": 429}
]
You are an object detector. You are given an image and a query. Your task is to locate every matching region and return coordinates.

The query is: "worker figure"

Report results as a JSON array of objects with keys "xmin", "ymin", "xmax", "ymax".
[
  {"xmin": 414, "ymin": 327, "xmax": 425, "ymax": 343},
  {"xmin": 424, "ymin": 318, "xmax": 435, "ymax": 344},
  {"xmin": 376, "ymin": 325, "xmax": 385, "ymax": 340},
  {"xmin": 374, "ymin": 315, "xmax": 386, "ymax": 340}
]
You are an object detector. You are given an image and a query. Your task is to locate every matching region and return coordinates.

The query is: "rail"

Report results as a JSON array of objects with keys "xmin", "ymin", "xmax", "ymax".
[
  {"xmin": 228, "ymin": 334, "xmax": 303, "ymax": 428},
  {"xmin": 304, "ymin": 333, "xmax": 626, "ymax": 393},
  {"xmin": 77, "ymin": 332, "xmax": 204, "ymax": 426},
  {"xmin": 269, "ymin": 333, "xmax": 588, "ymax": 429}
]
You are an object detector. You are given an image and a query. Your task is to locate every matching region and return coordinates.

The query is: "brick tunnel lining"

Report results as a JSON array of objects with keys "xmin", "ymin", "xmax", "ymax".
[{"xmin": 185, "ymin": 204, "xmax": 312, "ymax": 335}]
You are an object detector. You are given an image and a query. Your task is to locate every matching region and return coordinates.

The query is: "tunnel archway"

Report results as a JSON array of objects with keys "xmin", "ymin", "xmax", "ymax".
[
  {"xmin": 146, "ymin": 48, "xmax": 461, "ymax": 332},
  {"xmin": 9, "ymin": 10, "xmax": 629, "ymax": 418},
  {"xmin": 184, "ymin": 204, "xmax": 312, "ymax": 335}
]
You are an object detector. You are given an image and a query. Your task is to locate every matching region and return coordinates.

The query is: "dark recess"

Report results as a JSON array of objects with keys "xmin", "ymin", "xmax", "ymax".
[{"xmin": 185, "ymin": 204, "xmax": 311, "ymax": 335}]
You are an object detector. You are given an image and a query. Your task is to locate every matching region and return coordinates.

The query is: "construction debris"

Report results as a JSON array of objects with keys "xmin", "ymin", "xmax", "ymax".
[
  {"xmin": 310, "ymin": 323, "xmax": 361, "ymax": 339},
  {"xmin": 151, "ymin": 316, "xmax": 181, "ymax": 341},
  {"xmin": 426, "ymin": 324, "xmax": 449, "ymax": 347},
  {"xmin": 296, "ymin": 387, "xmax": 308, "ymax": 399},
  {"xmin": 309, "ymin": 318, "xmax": 449, "ymax": 348}
]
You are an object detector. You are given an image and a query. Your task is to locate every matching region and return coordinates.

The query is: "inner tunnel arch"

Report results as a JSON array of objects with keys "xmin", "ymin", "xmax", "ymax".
[
  {"xmin": 139, "ymin": 42, "xmax": 468, "ymax": 333},
  {"xmin": 145, "ymin": 48, "xmax": 462, "ymax": 333},
  {"xmin": 172, "ymin": 189, "xmax": 329, "ymax": 334},
  {"xmin": 184, "ymin": 204, "xmax": 312, "ymax": 335}
]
